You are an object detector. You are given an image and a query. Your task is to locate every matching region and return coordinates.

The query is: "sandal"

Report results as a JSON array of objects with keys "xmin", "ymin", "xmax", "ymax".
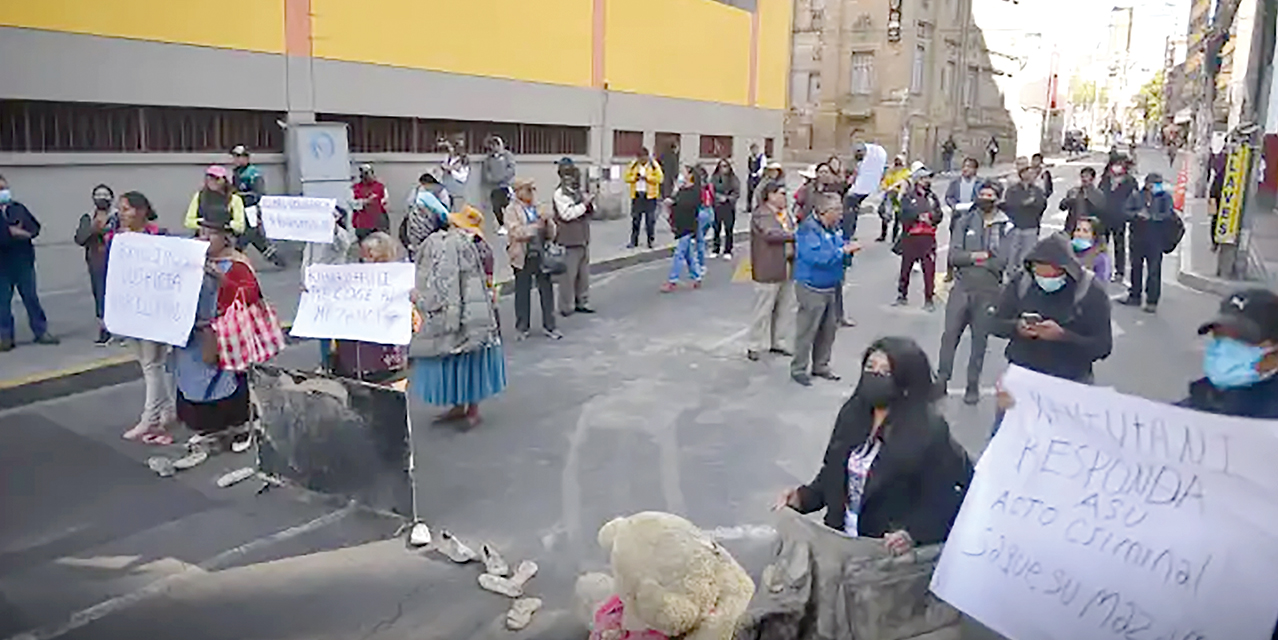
[
  {"xmin": 433, "ymin": 406, "xmax": 467, "ymax": 423},
  {"xmin": 139, "ymin": 430, "xmax": 174, "ymax": 446},
  {"xmin": 172, "ymin": 449, "xmax": 209, "ymax": 470}
]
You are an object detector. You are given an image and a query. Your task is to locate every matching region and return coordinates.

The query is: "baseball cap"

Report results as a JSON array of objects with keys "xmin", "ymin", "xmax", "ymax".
[
  {"xmin": 205, "ymin": 165, "xmax": 229, "ymax": 179},
  {"xmin": 230, "ymin": 144, "xmax": 249, "ymax": 156},
  {"xmin": 1197, "ymin": 289, "xmax": 1278, "ymax": 344},
  {"xmin": 910, "ymin": 161, "xmax": 932, "ymax": 177}
]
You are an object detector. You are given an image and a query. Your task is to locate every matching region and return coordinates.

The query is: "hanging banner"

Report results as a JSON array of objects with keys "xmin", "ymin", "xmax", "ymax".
[
  {"xmin": 103, "ymin": 233, "xmax": 209, "ymax": 347},
  {"xmin": 259, "ymin": 195, "xmax": 336, "ymax": 243},
  {"xmin": 931, "ymin": 366, "xmax": 1278, "ymax": 640},
  {"xmin": 1213, "ymin": 145, "xmax": 1250, "ymax": 245}
]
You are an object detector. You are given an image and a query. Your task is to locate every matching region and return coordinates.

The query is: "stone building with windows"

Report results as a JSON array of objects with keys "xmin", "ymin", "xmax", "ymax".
[{"xmin": 785, "ymin": 0, "xmax": 1015, "ymax": 166}]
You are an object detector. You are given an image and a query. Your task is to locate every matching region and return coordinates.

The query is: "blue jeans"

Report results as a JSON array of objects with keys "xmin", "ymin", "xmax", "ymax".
[
  {"xmin": 695, "ymin": 206, "xmax": 714, "ymax": 267},
  {"xmin": 0, "ymin": 252, "xmax": 49, "ymax": 341},
  {"xmin": 88, "ymin": 263, "xmax": 107, "ymax": 321},
  {"xmin": 668, "ymin": 234, "xmax": 703, "ymax": 283}
]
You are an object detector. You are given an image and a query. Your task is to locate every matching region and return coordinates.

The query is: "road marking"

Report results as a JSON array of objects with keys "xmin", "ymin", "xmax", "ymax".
[
  {"xmin": 0, "ymin": 355, "xmax": 135, "ymax": 391},
  {"xmin": 4, "ymin": 503, "xmax": 358, "ymax": 640}
]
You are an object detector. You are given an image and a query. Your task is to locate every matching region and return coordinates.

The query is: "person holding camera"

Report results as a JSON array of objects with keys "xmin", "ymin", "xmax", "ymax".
[{"xmin": 988, "ymin": 234, "xmax": 1113, "ymax": 434}]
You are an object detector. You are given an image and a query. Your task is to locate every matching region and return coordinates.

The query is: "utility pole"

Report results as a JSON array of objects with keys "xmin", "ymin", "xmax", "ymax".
[
  {"xmin": 1218, "ymin": 0, "xmax": 1277, "ymax": 278},
  {"xmin": 1190, "ymin": 0, "xmax": 1244, "ymax": 198}
]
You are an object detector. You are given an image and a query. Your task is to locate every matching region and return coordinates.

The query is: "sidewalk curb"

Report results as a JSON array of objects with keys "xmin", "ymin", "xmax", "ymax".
[
  {"xmin": 1173, "ymin": 199, "xmax": 1250, "ymax": 297},
  {"xmin": 0, "ymin": 230, "xmax": 749, "ymax": 411}
]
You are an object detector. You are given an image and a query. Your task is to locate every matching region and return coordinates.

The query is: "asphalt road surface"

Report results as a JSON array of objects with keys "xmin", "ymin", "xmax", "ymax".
[{"xmin": 0, "ymin": 148, "xmax": 1225, "ymax": 640}]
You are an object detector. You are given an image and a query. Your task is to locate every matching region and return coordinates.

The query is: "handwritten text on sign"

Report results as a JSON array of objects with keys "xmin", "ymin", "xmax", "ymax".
[
  {"xmin": 931, "ymin": 366, "xmax": 1278, "ymax": 640},
  {"xmin": 103, "ymin": 233, "xmax": 209, "ymax": 346},
  {"xmin": 290, "ymin": 263, "xmax": 415, "ymax": 345},
  {"xmin": 259, "ymin": 195, "xmax": 336, "ymax": 243}
]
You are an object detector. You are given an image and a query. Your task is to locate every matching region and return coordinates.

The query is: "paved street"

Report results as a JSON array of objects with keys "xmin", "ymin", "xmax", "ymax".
[{"xmin": 0, "ymin": 149, "xmax": 1229, "ymax": 640}]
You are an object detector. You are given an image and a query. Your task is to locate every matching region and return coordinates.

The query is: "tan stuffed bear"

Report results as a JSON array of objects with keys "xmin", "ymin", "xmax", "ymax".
[{"xmin": 577, "ymin": 511, "xmax": 755, "ymax": 640}]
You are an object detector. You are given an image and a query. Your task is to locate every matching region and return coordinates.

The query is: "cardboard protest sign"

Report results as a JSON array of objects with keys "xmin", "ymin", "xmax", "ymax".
[
  {"xmin": 258, "ymin": 195, "xmax": 336, "ymax": 243},
  {"xmin": 931, "ymin": 366, "xmax": 1278, "ymax": 640},
  {"xmin": 103, "ymin": 233, "xmax": 208, "ymax": 346},
  {"xmin": 290, "ymin": 263, "xmax": 415, "ymax": 345}
]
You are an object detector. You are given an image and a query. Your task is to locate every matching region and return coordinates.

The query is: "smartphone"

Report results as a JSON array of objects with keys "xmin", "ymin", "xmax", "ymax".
[{"xmin": 1020, "ymin": 312, "xmax": 1044, "ymax": 324}]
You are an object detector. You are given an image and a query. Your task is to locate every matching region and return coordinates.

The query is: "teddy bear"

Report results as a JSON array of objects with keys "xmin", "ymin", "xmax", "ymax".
[{"xmin": 575, "ymin": 511, "xmax": 756, "ymax": 640}]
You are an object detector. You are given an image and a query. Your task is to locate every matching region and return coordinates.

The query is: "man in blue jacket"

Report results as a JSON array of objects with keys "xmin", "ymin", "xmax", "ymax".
[
  {"xmin": 1121, "ymin": 172, "xmax": 1177, "ymax": 313},
  {"xmin": 0, "ymin": 174, "xmax": 59, "ymax": 351},
  {"xmin": 791, "ymin": 194, "xmax": 861, "ymax": 385}
]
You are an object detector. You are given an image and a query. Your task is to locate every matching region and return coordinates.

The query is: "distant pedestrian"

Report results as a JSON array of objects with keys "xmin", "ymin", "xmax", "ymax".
[
  {"xmin": 710, "ymin": 158, "xmax": 741, "ymax": 260},
  {"xmin": 624, "ymin": 148, "xmax": 664, "ymax": 249},
  {"xmin": 1121, "ymin": 172, "xmax": 1177, "ymax": 313},
  {"xmin": 942, "ymin": 157, "xmax": 981, "ymax": 281},
  {"xmin": 301, "ymin": 205, "xmax": 358, "ymax": 371},
  {"xmin": 230, "ymin": 145, "xmax": 286, "ymax": 267},
  {"xmin": 481, "ymin": 135, "xmax": 517, "ymax": 231},
  {"xmin": 184, "ymin": 165, "xmax": 246, "ymax": 234},
  {"xmin": 693, "ymin": 165, "xmax": 715, "ymax": 270},
  {"xmin": 659, "ymin": 139, "xmax": 681, "ymax": 200},
  {"xmin": 662, "ymin": 166, "xmax": 705, "ymax": 292},
  {"xmin": 747, "ymin": 182, "xmax": 797, "ymax": 361},
  {"xmin": 986, "ymin": 136, "xmax": 999, "ymax": 166},
  {"xmin": 877, "ymin": 155, "xmax": 910, "ymax": 242},
  {"xmin": 893, "ymin": 165, "xmax": 943, "ymax": 311},
  {"xmin": 791, "ymin": 194, "xmax": 860, "ymax": 386},
  {"xmin": 1001, "ymin": 163, "xmax": 1049, "ymax": 276},
  {"xmin": 74, "ymin": 183, "xmax": 118, "ymax": 344},
  {"xmin": 746, "ymin": 143, "xmax": 767, "ymax": 206},
  {"xmin": 1058, "ymin": 166, "xmax": 1104, "ymax": 235},
  {"xmin": 0, "ymin": 174, "xmax": 58, "ymax": 352},
  {"xmin": 408, "ymin": 196, "xmax": 506, "ymax": 428},
  {"xmin": 402, "ymin": 174, "xmax": 451, "ymax": 254},
  {"xmin": 552, "ymin": 161, "xmax": 596, "ymax": 316},
  {"xmin": 1098, "ymin": 156, "xmax": 1138, "ymax": 281},
  {"xmin": 332, "ymin": 232, "xmax": 411, "ymax": 386},
  {"xmin": 438, "ymin": 136, "xmax": 471, "ymax": 213},
  {"xmin": 1030, "ymin": 153, "xmax": 1054, "ymax": 198},
  {"xmin": 846, "ymin": 142, "xmax": 886, "ymax": 241},
  {"xmin": 505, "ymin": 178, "xmax": 561, "ymax": 340},
  {"xmin": 114, "ymin": 192, "xmax": 177, "ymax": 445},
  {"xmin": 937, "ymin": 182, "xmax": 1011, "ymax": 404},
  {"xmin": 1070, "ymin": 217, "xmax": 1112, "ymax": 283},
  {"xmin": 941, "ymin": 136, "xmax": 958, "ymax": 173},
  {"xmin": 352, "ymin": 164, "xmax": 390, "ymax": 239}
]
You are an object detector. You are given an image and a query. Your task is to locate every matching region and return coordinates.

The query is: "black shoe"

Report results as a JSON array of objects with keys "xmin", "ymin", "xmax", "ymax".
[
  {"xmin": 892, "ymin": 297, "xmax": 908, "ymax": 307},
  {"xmin": 791, "ymin": 373, "xmax": 813, "ymax": 387},
  {"xmin": 876, "ymin": 236, "xmax": 887, "ymax": 242},
  {"xmin": 963, "ymin": 387, "xmax": 981, "ymax": 405},
  {"xmin": 0, "ymin": 339, "xmax": 13, "ymax": 353},
  {"xmin": 575, "ymin": 306, "xmax": 596, "ymax": 314},
  {"xmin": 33, "ymin": 334, "xmax": 60, "ymax": 345},
  {"xmin": 626, "ymin": 242, "xmax": 638, "ymax": 249},
  {"xmin": 560, "ymin": 310, "xmax": 574, "ymax": 318},
  {"xmin": 768, "ymin": 348, "xmax": 793, "ymax": 356},
  {"xmin": 1119, "ymin": 296, "xmax": 1141, "ymax": 306},
  {"xmin": 647, "ymin": 240, "xmax": 655, "ymax": 249},
  {"xmin": 746, "ymin": 350, "xmax": 760, "ymax": 362},
  {"xmin": 812, "ymin": 370, "xmax": 842, "ymax": 382},
  {"xmin": 95, "ymin": 330, "xmax": 111, "ymax": 346},
  {"xmin": 543, "ymin": 329, "xmax": 564, "ymax": 340}
]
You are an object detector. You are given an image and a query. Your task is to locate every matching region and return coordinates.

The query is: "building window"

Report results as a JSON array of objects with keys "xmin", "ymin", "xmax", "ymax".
[
  {"xmin": 807, "ymin": 73, "xmax": 822, "ymax": 103},
  {"xmin": 942, "ymin": 60, "xmax": 956, "ymax": 98},
  {"xmin": 699, "ymin": 135, "xmax": 733, "ymax": 159},
  {"xmin": 851, "ymin": 53, "xmax": 875, "ymax": 95},
  {"xmin": 613, "ymin": 130, "xmax": 644, "ymax": 157},
  {"xmin": 317, "ymin": 114, "xmax": 588, "ymax": 156},
  {"xmin": 964, "ymin": 66, "xmax": 978, "ymax": 106},
  {"xmin": 655, "ymin": 132, "xmax": 681, "ymax": 156},
  {"xmin": 0, "ymin": 100, "xmax": 283, "ymax": 153},
  {"xmin": 911, "ymin": 46, "xmax": 926, "ymax": 94},
  {"xmin": 765, "ymin": 138, "xmax": 775, "ymax": 157}
]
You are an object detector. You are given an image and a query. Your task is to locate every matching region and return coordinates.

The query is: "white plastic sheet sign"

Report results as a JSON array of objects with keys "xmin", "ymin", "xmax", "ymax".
[
  {"xmin": 931, "ymin": 366, "xmax": 1278, "ymax": 640},
  {"xmin": 290, "ymin": 263, "xmax": 415, "ymax": 345},
  {"xmin": 259, "ymin": 195, "xmax": 335, "ymax": 243},
  {"xmin": 103, "ymin": 233, "xmax": 208, "ymax": 347}
]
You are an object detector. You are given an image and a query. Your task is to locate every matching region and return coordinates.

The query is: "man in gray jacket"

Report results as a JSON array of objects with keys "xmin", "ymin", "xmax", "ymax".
[
  {"xmin": 481, "ymin": 135, "xmax": 516, "ymax": 229},
  {"xmin": 553, "ymin": 160, "xmax": 595, "ymax": 316},
  {"xmin": 936, "ymin": 181, "xmax": 1012, "ymax": 404}
]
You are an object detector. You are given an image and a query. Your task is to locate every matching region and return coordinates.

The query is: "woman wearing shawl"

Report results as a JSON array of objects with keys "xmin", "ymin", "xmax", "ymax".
[{"xmin": 406, "ymin": 189, "xmax": 506, "ymax": 428}]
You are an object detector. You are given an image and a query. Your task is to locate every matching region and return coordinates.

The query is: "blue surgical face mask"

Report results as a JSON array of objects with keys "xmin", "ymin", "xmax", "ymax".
[
  {"xmin": 1150, "ymin": 183, "xmax": 1166, "ymax": 194},
  {"xmin": 0, "ymin": 189, "xmax": 11, "ymax": 204},
  {"xmin": 1035, "ymin": 274, "xmax": 1068, "ymax": 293},
  {"xmin": 1204, "ymin": 336, "xmax": 1275, "ymax": 389},
  {"xmin": 1071, "ymin": 237, "xmax": 1093, "ymax": 252}
]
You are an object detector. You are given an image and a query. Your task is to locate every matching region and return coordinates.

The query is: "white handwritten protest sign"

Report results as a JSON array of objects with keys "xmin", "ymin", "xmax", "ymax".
[
  {"xmin": 931, "ymin": 366, "xmax": 1278, "ymax": 640},
  {"xmin": 290, "ymin": 263, "xmax": 415, "ymax": 345},
  {"xmin": 259, "ymin": 195, "xmax": 335, "ymax": 243},
  {"xmin": 103, "ymin": 233, "xmax": 208, "ymax": 347}
]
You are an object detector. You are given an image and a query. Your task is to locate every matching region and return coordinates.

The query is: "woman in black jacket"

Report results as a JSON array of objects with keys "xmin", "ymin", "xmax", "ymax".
[
  {"xmin": 776, "ymin": 336, "xmax": 974, "ymax": 552},
  {"xmin": 710, "ymin": 158, "xmax": 741, "ymax": 260}
]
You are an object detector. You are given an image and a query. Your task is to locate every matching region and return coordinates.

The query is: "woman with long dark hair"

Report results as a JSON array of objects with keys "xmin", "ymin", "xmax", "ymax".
[
  {"xmin": 776, "ymin": 336, "xmax": 973, "ymax": 552},
  {"xmin": 710, "ymin": 158, "xmax": 741, "ymax": 260},
  {"xmin": 74, "ymin": 183, "xmax": 117, "ymax": 344}
]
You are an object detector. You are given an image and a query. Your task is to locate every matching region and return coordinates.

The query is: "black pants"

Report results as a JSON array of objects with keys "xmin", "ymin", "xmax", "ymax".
[
  {"xmin": 843, "ymin": 193, "xmax": 865, "ymax": 240},
  {"xmin": 1128, "ymin": 227, "xmax": 1164, "ymax": 305},
  {"xmin": 490, "ymin": 187, "xmax": 510, "ymax": 226},
  {"xmin": 1103, "ymin": 221, "xmax": 1128, "ymax": 277},
  {"xmin": 630, "ymin": 195, "xmax": 656, "ymax": 247},
  {"xmin": 712, "ymin": 202, "xmax": 736, "ymax": 254},
  {"xmin": 514, "ymin": 255, "xmax": 555, "ymax": 333},
  {"xmin": 237, "ymin": 225, "xmax": 282, "ymax": 263}
]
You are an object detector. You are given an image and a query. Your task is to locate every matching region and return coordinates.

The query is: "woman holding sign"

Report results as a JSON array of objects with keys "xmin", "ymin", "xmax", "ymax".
[
  {"xmin": 775, "ymin": 337, "xmax": 973, "ymax": 553},
  {"xmin": 405, "ymin": 189, "xmax": 506, "ymax": 428}
]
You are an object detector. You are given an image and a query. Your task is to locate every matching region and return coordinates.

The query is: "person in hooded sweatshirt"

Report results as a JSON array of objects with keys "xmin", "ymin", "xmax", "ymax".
[
  {"xmin": 1121, "ymin": 172, "xmax": 1177, "ymax": 313},
  {"xmin": 988, "ymin": 234, "xmax": 1113, "ymax": 435},
  {"xmin": 1098, "ymin": 156, "xmax": 1138, "ymax": 281}
]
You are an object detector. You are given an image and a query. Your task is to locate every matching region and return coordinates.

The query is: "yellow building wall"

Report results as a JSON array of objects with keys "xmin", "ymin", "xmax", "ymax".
[
  {"xmin": 755, "ymin": 0, "xmax": 792, "ymax": 110},
  {"xmin": 604, "ymin": 0, "xmax": 751, "ymax": 106},
  {"xmin": 311, "ymin": 0, "xmax": 593, "ymax": 88},
  {"xmin": 0, "ymin": 0, "xmax": 284, "ymax": 53}
]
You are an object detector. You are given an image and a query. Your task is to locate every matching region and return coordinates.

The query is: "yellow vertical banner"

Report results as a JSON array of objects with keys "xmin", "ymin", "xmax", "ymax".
[{"xmin": 1214, "ymin": 145, "xmax": 1250, "ymax": 245}]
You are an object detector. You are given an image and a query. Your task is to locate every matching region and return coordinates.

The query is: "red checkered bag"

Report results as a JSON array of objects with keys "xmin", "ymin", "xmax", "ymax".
[{"xmin": 213, "ymin": 293, "xmax": 286, "ymax": 371}]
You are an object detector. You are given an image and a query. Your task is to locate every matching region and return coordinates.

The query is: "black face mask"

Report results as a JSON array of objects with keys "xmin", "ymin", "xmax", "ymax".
[
  {"xmin": 975, "ymin": 197, "xmax": 996, "ymax": 211},
  {"xmin": 857, "ymin": 372, "xmax": 898, "ymax": 407},
  {"xmin": 93, "ymin": 198, "xmax": 112, "ymax": 211}
]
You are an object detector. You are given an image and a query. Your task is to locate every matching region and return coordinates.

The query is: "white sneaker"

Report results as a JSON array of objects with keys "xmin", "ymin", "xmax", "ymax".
[
  {"xmin": 723, "ymin": 252, "xmax": 733, "ymax": 261},
  {"xmin": 510, "ymin": 560, "xmax": 538, "ymax": 588},
  {"xmin": 481, "ymin": 543, "xmax": 510, "ymax": 576},
  {"xmin": 479, "ymin": 573, "xmax": 524, "ymax": 598},
  {"xmin": 506, "ymin": 597, "xmax": 543, "ymax": 630},
  {"xmin": 434, "ymin": 530, "xmax": 477, "ymax": 563},
  {"xmin": 709, "ymin": 250, "xmax": 720, "ymax": 258},
  {"xmin": 497, "ymin": 226, "xmax": 509, "ymax": 237},
  {"xmin": 408, "ymin": 522, "xmax": 432, "ymax": 547}
]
